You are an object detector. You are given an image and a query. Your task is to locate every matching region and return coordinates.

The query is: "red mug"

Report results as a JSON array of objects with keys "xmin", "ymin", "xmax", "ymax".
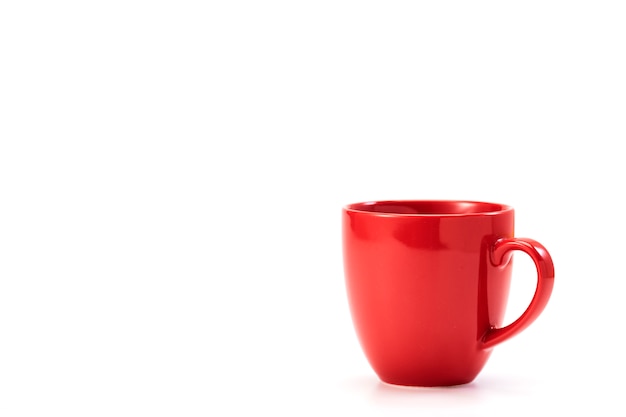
[{"xmin": 342, "ymin": 200, "xmax": 554, "ymax": 386}]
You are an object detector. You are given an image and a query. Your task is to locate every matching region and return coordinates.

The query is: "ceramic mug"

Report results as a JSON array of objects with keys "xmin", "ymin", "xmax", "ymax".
[{"xmin": 342, "ymin": 200, "xmax": 554, "ymax": 386}]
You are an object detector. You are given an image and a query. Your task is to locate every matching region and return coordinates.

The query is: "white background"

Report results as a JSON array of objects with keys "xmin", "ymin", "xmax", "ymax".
[{"xmin": 1, "ymin": 1, "xmax": 624, "ymax": 415}]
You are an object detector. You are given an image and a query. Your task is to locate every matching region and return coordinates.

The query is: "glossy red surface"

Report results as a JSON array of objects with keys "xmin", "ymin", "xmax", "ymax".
[{"xmin": 342, "ymin": 200, "xmax": 554, "ymax": 387}]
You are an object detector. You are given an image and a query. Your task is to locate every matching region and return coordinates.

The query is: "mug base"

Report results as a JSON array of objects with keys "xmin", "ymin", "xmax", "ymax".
[{"xmin": 378, "ymin": 375, "xmax": 477, "ymax": 388}]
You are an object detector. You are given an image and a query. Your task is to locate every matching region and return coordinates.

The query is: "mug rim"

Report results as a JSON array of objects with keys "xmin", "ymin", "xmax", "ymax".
[{"xmin": 344, "ymin": 200, "xmax": 514, "ymax": 217}]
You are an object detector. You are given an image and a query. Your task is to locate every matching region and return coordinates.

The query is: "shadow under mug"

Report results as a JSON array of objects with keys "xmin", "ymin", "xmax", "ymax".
[{"xmin": 342, "ymin": 200, "xmax": 554, "ymax": 387}]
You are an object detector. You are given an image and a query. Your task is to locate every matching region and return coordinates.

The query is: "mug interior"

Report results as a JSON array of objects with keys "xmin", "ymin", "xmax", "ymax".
[{"xmin": 346, "ymin": 200, "xmax": 511, "ymax": 216}]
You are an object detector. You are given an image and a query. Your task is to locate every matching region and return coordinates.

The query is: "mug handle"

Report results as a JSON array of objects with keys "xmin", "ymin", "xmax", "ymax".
[{"xmin": 482, "ymin": 238, "xmax": 555, "ymax": 350}]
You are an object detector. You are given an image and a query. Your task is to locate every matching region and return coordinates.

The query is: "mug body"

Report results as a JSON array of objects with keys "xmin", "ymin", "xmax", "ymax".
[{"xmin": 343, "ymin": 200, "xmax": 515, "ymax": 386}]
